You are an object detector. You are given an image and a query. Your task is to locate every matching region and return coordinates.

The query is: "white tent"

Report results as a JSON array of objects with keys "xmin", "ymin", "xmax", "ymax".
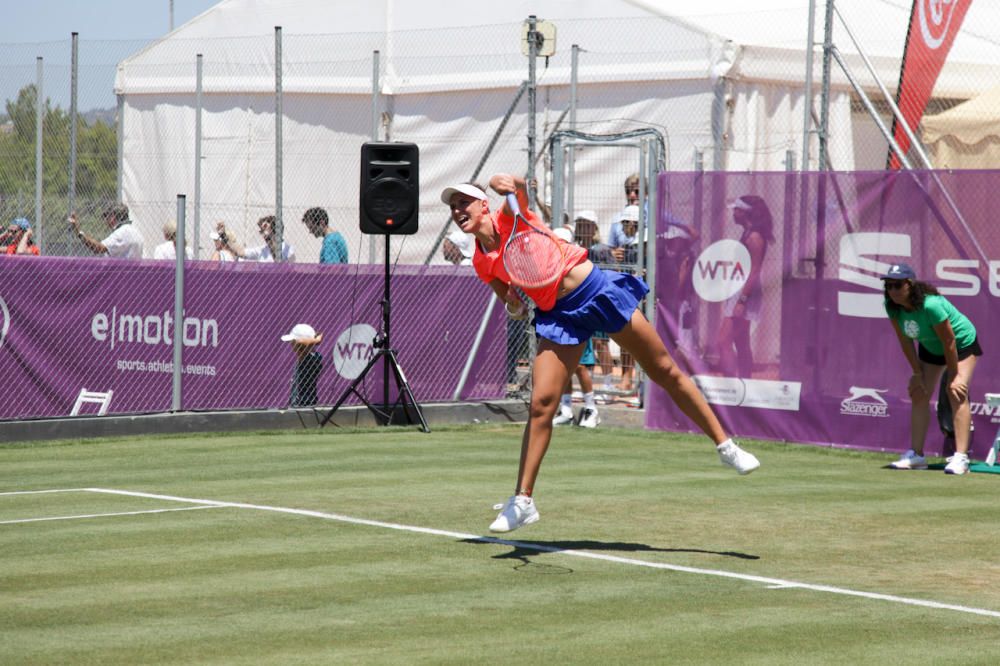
[
  {"xmin": 115, "ymin": 0, "xmax": 1000, "ymax": 261},
  {"xmin": 923, "ymin": 85, "xmax": 1000, "ymax": 169}
]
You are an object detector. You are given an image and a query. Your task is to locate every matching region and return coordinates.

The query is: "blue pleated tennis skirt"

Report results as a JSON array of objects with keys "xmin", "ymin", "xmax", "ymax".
[{"xmin": 534, "ymin": 268, "xmax": 649, "ymax": 346}]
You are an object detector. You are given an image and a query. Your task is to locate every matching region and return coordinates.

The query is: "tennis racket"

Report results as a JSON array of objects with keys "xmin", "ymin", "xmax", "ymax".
[{"xmin": 502, "ymin": 193, "xmax": 564, "ymax": 288}]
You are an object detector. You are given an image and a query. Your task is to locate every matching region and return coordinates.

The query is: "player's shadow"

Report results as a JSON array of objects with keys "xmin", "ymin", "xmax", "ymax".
[{"xmin": 459, "ymin": 538, "xmax": 759, "ymax": 574}]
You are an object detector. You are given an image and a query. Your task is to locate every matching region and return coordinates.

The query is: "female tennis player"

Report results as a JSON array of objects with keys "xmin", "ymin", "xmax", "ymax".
[{"xmin": 442, "ymin": 173, "xmax": 760, "ymax": 533}]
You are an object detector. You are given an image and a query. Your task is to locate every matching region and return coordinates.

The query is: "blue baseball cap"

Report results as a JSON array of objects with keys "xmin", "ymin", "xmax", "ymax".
[
  {"xmin": 880, "ymin": 263, "xmax": 916, "ymax": 280},
  {"xmin": 10, "ymin": 217, "xmax": 30, "ymax": 230}
]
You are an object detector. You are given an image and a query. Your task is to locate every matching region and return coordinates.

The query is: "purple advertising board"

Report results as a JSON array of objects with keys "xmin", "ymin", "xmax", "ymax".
[
  {"xmin": 649, "ymin": 170, "xmax": 1000, "ymax": 459},
  {"xmin": 0, "ymin": 259, "xmax": 507, "ymax": 420}
]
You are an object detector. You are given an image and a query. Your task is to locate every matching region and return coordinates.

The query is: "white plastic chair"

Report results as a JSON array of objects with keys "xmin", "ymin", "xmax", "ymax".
[
  {"xmin": 986, "ymin": 393, "xmax": 1000, "ymax": 467},
  {"xmin": 70, "ymin": 389, "xmax": 114, "ymax": 416}
]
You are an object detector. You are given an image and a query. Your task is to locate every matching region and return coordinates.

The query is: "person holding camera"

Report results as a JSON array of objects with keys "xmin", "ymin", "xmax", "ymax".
[{"xmin": 210, "ymin": 222, "xmax": 241, "ymax": 262}]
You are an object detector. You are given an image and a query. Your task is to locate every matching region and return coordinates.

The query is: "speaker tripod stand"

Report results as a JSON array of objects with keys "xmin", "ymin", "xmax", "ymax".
[{"xmin": 320, "ymin": 236, "xmax": 429, "ymax": 432}]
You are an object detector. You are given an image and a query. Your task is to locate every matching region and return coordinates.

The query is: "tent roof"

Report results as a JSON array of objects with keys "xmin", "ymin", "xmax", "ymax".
[
  {"xmin": 117, "ymin": 0, "xmax": 1000, "ymax": 98},
  {"xmin": 923, "ymin": 84, "xmax": 1000, "ymax": 146}
]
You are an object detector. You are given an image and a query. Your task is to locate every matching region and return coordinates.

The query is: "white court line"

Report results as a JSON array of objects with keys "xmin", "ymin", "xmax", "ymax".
[
  {"xmin": 85, "ymin": 487, "xmax": 1000, "ymax": 620},
  {"xmin": 0, "ymin": 488, "xmax": 92, "ymax": 496},
  {"xmin": 0, "ymin": 505, "xmax": 221, "ymax": 525}
]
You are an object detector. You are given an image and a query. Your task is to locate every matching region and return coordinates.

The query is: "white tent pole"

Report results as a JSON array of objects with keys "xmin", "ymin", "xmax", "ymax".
[
  {"xmin": 526, "ymin": 16, "xmax": 539, "ymax": 211},
  {"xmin": 194, "ymin": 53, "xmax": 203, "ymax": 259},
  {"xmin": 34, "ymin": 57, "xmax": 44, "ymax": 252},
  {"xmin": 274, "ymin": 26, "xmax": 284, "ymax": 260},
  {"xmin": 566, "ymin": 44, "xmax": 579, "ymax": 223},
  {"xmin": 801, "ymin": 0, "xmax": 817, "ymax": 171},
  {"xmin": 817, "ymin": 0, "xmax": 834, "ymax": 171},
  {"xmin": 370, "ymin": 50, "xmax": 380, "ymax": 264}
]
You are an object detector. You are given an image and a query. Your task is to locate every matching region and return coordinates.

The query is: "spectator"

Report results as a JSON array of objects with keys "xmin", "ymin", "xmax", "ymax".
[
  {"xmin": 882, "ymin": 263, "xmax": 981, "ymax": 475},
  {"xmin": 70, "ymin": 204, "xmax": 145, "ymax": 259},
  {"xmin": 302, "ymin": 207, "xmax": 348, "ymax": 264},
  {"xmin": 241, "ymin": 215, "xmax": 296, "ymax": 262},
  {"xmin": 573, "ymin": 211, "xmax": 616, "ymax": 394},
  {"xmin": 609, "ymin": 204, "xmax": 642, "ymax": 392},
  {"xmin": 717, "ymin": 195, "xmax": 773, "ymax": 377},
  {"xmin": 443, "ymin": 229, "xmax": 474, "ymax": 266},
  {"xmin": 281, "ymin": 323, "xmax": 324, "ymax": 407},
  {"xmin": 609, "ymin": 204, "xmax": 641, "ymax": 266},
  {"xmin": 152, "ymin": 221, "xmax": 193, "ymax": 260},
  {"xmin": 211, "ymin": 221, "xmax": 243, "ymax": 261},
  {"xmin": 551, "ymin": 227, "xmax": 600, "ymax": 428},
  {"xmin": 2, "ymin": 218, "xmax": 40, "ymax": 256}
]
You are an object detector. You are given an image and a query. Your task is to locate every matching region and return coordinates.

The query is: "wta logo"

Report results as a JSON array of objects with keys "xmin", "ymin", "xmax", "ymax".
[
  {"xmin": 332, "ymin": 324, "xmax": 377, "ymax": 380},
  {"xmin": 0, "ymin": 295, "xmax": 9, "ymax": 349},
  {"xmin": 692, "ymin": 239, "xmax": 750, "ymax": 302},
  {"xmin": 918, "ymin": 0, "xmax": 963, "ymax": 50}
]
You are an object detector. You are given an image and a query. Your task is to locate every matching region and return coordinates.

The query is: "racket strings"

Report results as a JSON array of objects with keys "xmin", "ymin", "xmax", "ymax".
[{"xmin": 505, "ymin": 229, "xmax": 564, "ymax": 288}]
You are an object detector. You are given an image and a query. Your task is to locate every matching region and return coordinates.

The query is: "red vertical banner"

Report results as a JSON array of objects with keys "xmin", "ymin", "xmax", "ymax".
[{"xmin": 888, "ymin": 0, "xmax": 973, "ymax": 169}]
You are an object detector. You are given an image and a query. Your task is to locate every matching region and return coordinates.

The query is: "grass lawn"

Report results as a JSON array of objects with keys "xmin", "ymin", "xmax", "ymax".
[{"xmin": 2, "ymin": 425, "xmax": 999, "ymax": 665}]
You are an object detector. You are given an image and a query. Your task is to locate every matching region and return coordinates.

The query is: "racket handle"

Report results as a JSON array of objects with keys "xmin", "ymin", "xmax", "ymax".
[{"xmin": 505, "ymin": 193, "xmax": 521, "ymax": 216}]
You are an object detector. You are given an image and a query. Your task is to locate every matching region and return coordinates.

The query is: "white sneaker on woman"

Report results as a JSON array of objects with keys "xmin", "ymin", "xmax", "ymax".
[
  {"xmin": 489, "ymin": 495, "xmax": 539, "ymax": 533},
  {"xmin": 889, "ymin": 449, "xmax": 928, "ymax": 470},
  {"xmin": 552, "ymin": 404, "xmax": 574, "ymax": 426},
  {"xmin": 716, "ymin": 440, "xmax": 760, "ymax": 475},
  {"xmin": 944, "ymin": 452, "xmax": 970, "ymax": 475}
]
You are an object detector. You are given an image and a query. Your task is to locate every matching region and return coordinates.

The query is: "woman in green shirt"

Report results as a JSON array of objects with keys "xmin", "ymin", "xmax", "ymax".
[{"xmin": 882, "ymin": 263, "xmax": 981, "ymax": 475}]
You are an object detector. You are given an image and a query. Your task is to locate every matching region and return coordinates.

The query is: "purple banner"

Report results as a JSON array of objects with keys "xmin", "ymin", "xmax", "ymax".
[
  {"xmin": 0, "ymin": 258, "xmax": 506, "ymax": 419},
  {"xmin": 649, "ymin": 170, "xmax": 1000, "ymax": 459}
]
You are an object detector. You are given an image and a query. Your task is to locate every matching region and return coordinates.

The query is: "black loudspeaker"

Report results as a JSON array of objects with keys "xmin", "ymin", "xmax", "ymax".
[{"xmin": 360, "ymin": 142, "xmax": 419, "ymax": 235}]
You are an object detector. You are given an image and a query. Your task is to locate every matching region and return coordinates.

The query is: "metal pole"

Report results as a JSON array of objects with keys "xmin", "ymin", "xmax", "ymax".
[
  {"xmin": 172, "ymin": 194, "xmax": 186, "ymax": 412},
  {"xmin": 526, "ymin": 15, "xmax": 538, "ymax": 211},
  {"xmin": 194, "ymin": 54, "xmax": 203, "ymax": 259},
  {"xmin": 116, "ymin": 94, "xmax": 124, "ymax": 201},
  {"xmin": 169, "ymin": 0, "xmax": 175, "ymax": 31},
  {"xmin": 565, "ymin": 44, "xmax": 580, "ymax": 224},
  {"xmin": 370, "ymin": 50, "xmax": 380, "ymax": 264},
  {"xmin": 274, "ymin": 26, "xmax": 283, "ymax": 260},
  {"xmin": 453, "ymin": 297, "xmax": 498, "ymax": 401},
  {"xmin": 34, "ymin": 57, "xmax": 43, "ymax": 252},
  {"xmin": 817, "ymin": 0, "xmax": 835, "ymax": 171},
  {"xmin": 801, "ymin": 0, "xmax": 817, "ymax": 171},
  {"xmin": 68, "ymin": 32, "xmax": 78, "ymax": 217}
]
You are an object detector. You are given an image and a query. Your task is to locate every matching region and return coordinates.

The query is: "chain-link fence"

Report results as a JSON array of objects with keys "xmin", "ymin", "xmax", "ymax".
[{"xmin": 2, "ymin": 4, "xmax": 1000, "ymax": 421}]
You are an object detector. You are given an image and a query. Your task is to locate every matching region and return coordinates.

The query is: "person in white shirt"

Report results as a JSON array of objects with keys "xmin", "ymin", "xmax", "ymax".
[
  {"xmin": 152, "ymin": 221, "xmax": 193, "ymax": 261},
  {"xmin": 69, "ymin": 203, "xmax": 145, "ymax": 259},
  {"xmin": 209, "ymin": 230, "xmax": 238, "ymax": 262},
  {"xmin": 241, "ymin": 215, "xmax": 296, "ymax": 263}
]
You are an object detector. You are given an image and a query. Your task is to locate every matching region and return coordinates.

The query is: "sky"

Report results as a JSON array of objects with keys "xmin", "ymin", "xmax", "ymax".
[
  {"xmin": 0, "ymin": 0, "xmax": 221, "ymax": 43},
  {"xmin": 0, "ymin": 0, "xmax": 222, "ymax": 111}
]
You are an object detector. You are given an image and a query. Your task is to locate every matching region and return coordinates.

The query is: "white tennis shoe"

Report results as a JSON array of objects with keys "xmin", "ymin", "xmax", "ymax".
[
  {"xmin": 944, "ymin": 452, "xmax": 970, "ymax": 475},
  {"xmin": 552, "ymin": 404, "xmax": 574, "ymax": 426},
  {"xmin": 577, "ymin": 407, "xmax": 600, "ymax": 429},
  {"xmin": 489, "ymin": 495, "xmax": 539, "ymax": 533},
  {"xmin": 717, "ymin": 440, "xmax": 760, "ymax": 475},
  {"xmin": 889, "ymin": 449, "xmax": 928, "ymax": 470}
]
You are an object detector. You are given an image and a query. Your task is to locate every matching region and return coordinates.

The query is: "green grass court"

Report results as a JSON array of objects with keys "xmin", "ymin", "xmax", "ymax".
[{"xmin": 2, "ymin": 425, "xmax": 999, "ymax": 664}]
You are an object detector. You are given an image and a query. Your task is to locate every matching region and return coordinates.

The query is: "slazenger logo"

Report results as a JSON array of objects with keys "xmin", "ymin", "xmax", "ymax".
[
  {"xmin": 332, "ymin": 324, "xmax": 377, "ymax": 380},
  {"xmin": 692, "ymin": 239, "xmax": 750, "ymax": 302},
  {"xmin": 837, "ymin": 232, "xmax": 911, "ymax": 318},
  {"xmin": 919, "ymin": 0, "xmax": 960, "ymax": 50},
  {"xmin": 0, "ymin": 295, "xmax": 9, "ymax": 348},
  {"xmin": 840, "ymin": 387, "xmax": 889, "ymax": 417}
]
